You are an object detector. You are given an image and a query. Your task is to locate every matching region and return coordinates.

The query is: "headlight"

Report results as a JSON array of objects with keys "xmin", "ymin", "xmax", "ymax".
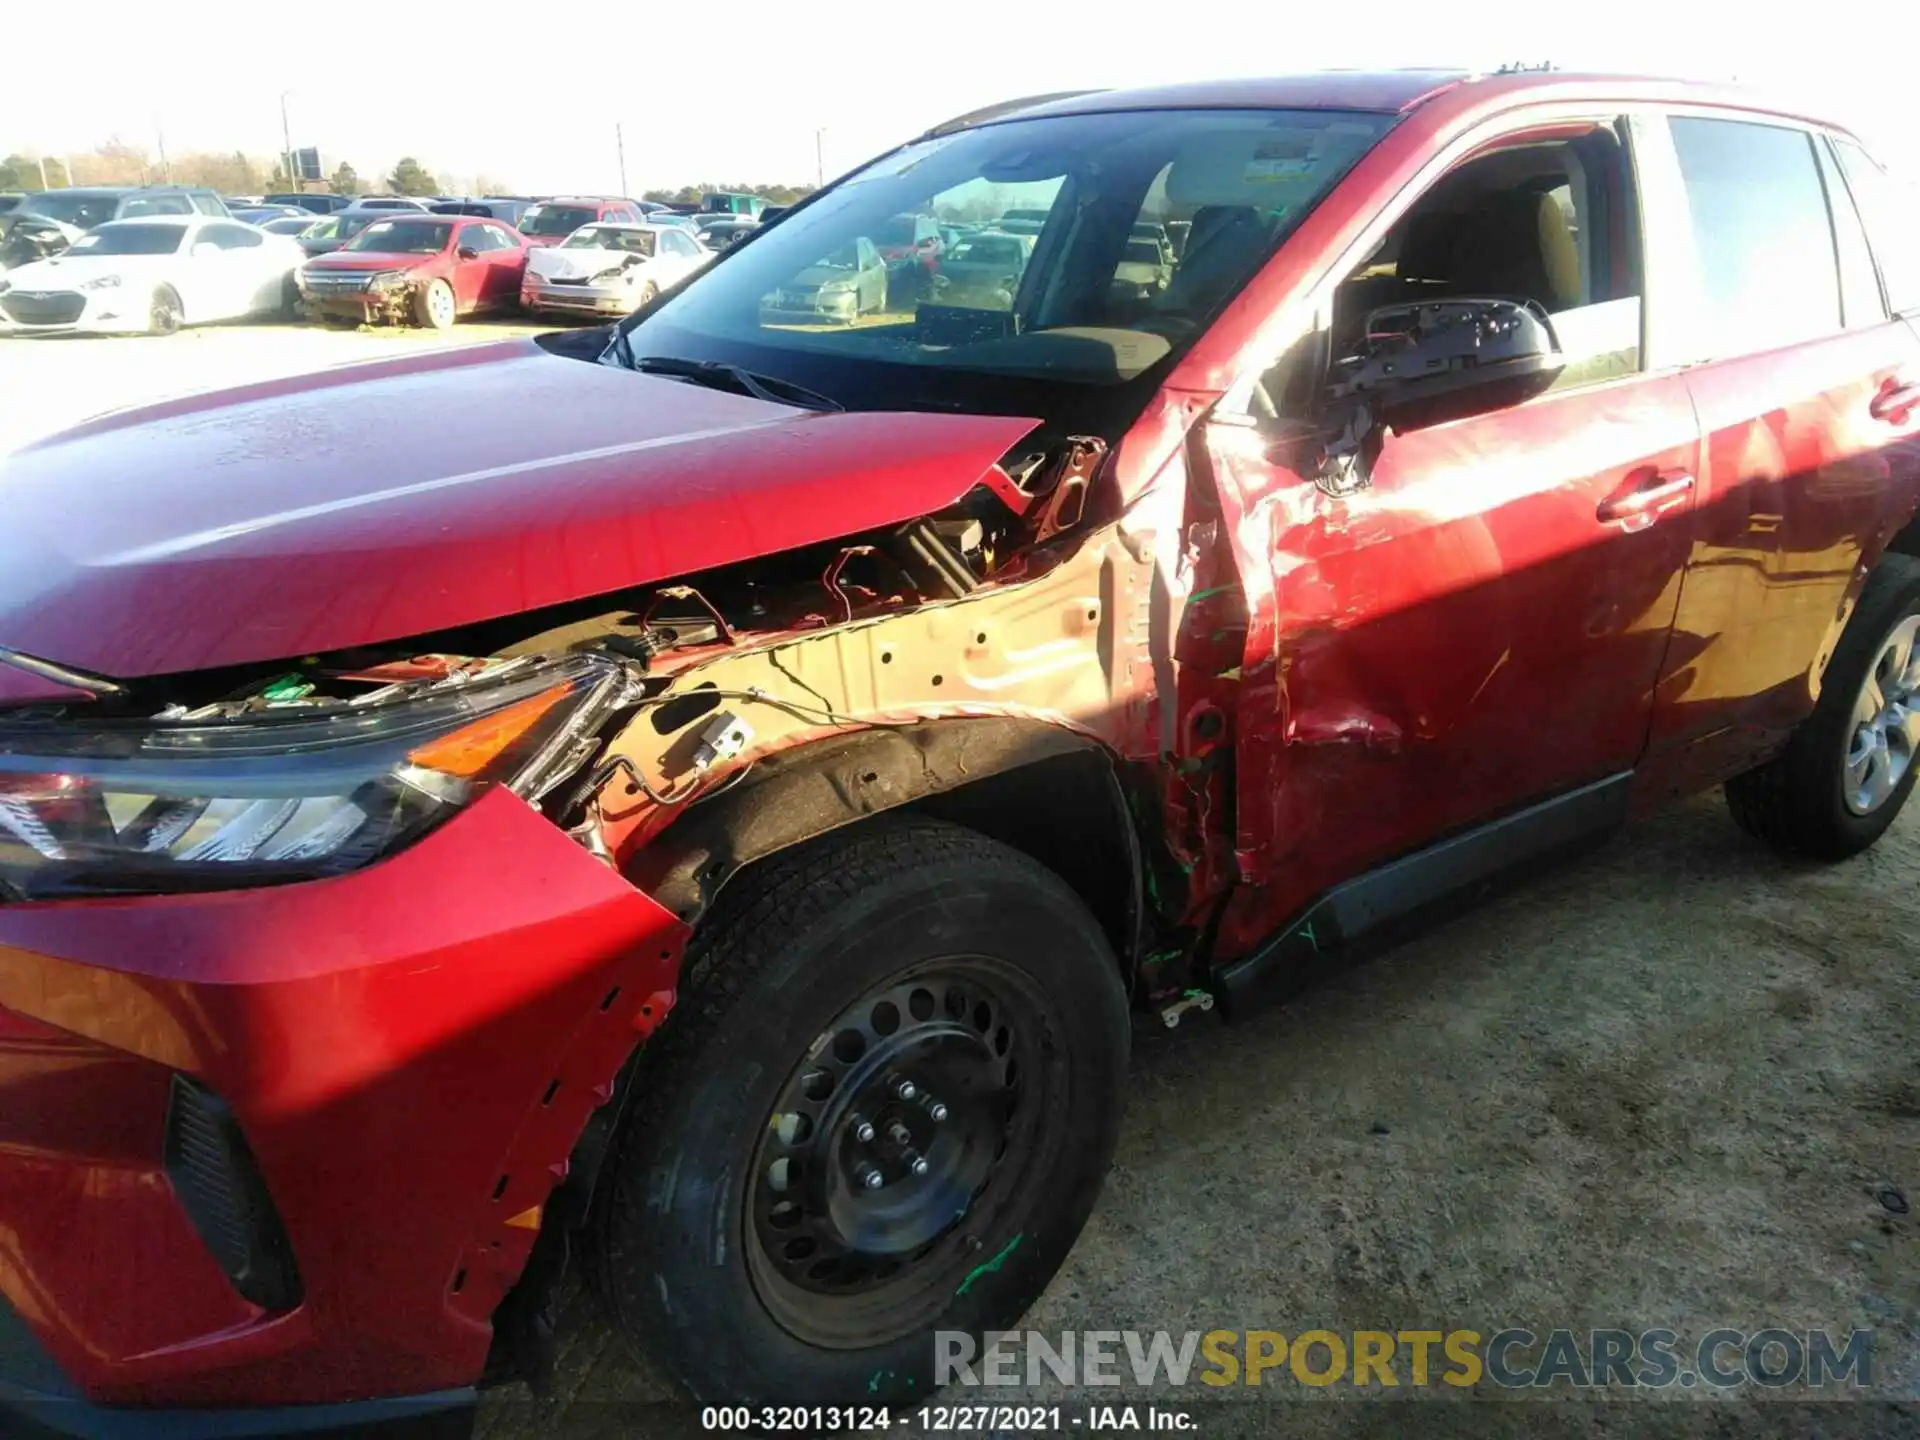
[
  {"xmin": 79, "ymin": 275, "xmax": 122, "ymax": 292},
  {"xmin": 368, "ymin": 269, "xmax": 411, "ymax": 292},
  {"xmin": 0, "ymin": 654, "xmax": 626, "ymax": 900}
]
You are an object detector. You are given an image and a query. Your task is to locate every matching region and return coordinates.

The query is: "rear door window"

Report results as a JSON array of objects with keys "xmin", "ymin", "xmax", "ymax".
[
  {"xmin": 1666, "ymin": 116, "xmax": 1840, "ymax": 356},
  {"xmin": 1830, "ymin": 137, "xmax": 1920, "ymax": 317}
]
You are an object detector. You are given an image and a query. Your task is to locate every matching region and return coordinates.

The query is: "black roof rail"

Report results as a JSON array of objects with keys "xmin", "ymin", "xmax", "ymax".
[{"xmin": 920, "ymin": 89, "xmax": 1108, "ymax": 138}]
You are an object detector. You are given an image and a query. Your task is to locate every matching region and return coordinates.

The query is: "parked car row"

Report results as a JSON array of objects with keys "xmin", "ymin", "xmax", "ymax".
[{"xmin": 0, "ymin": 180, "xmax": 1169, "ymax": 337}]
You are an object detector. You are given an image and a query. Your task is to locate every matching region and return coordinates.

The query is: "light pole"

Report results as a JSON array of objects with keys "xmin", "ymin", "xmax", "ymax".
[
  {"xmin": 279, "ymin": 91, "xmax": 294, "ymax": 189},
  {"xmin": 616, "ymin": 122, "xmax": 628, "ymax": 196},
  {"xmin": 815, "ymin": 128, "xmax": 826, "ymax": 189}
]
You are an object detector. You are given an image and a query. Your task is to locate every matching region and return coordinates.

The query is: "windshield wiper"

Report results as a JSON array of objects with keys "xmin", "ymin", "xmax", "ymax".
[{"xmin": 626, "ymin": 352, "xmax": 843, "ymax": 413}]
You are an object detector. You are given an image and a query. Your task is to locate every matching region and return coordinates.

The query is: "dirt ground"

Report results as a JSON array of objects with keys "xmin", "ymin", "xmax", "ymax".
[
  {"xmin": 477, "ymin": 790, "xmax": 1918, "ymax": 1438},
  {"xmin": 8, "ymin": 321, "xmax": 1913, "ymax": 1437}
]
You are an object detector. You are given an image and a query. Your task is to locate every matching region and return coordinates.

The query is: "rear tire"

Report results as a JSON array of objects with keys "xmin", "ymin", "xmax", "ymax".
[
  {"xmin": 588, "ymin": 817, "xmax": 1130, "ymax": 1407},
  {"xmin": 1727, "ymin": 554, "xmax": 1920, "ymax": 859},
  {"xmin": 413, "ymin": 278, "xmax": 456, "ymax": 330}
]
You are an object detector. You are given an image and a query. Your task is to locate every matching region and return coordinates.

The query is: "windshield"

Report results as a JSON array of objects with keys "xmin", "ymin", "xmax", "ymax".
[
  {"xmin": 618, "ymin": 107, "xmax": 1387, "ymax": 426},
  {"xmin": 21, "ymin": 192, "xmax": 120, "ymax": 229},
  {"xmin": 65, "ymin": 224, "xmax": 187, "ymax": 256},
  {"xmin": 563, "ymin": 226, "xmax": 655, "ymax": 255},
  {"xmin": 344, "ymin": 219, "xmax": 452, "ymax": 254},
  {"xmin": 521, "ymin": 204, "xmax": 597, "ymax": 237}
]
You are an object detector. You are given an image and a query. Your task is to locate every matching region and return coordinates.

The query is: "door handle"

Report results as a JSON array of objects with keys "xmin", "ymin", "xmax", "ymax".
[
  {"xmin": 1596, "ymin": 471, "xmax": 1695, "ymax": 523},
  {"xmin": 1870, "ymin": 378, "xmax": 1920, "ymax": 424}
]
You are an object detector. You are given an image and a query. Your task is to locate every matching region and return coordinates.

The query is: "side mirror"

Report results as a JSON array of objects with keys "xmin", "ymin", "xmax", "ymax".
[
  {"xmin": 456, "ymin": 246, "xmax": 479, "ymax": 260},
  {"xmin": 1340, "ymin": 297, "xmax": 1564, "ymax": 431}
]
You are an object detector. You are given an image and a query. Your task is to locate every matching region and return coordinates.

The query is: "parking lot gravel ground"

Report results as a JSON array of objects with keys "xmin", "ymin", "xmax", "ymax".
[{"xmin": 7, "ymin": 323, "xmax": 1915, "ymax": 1437}]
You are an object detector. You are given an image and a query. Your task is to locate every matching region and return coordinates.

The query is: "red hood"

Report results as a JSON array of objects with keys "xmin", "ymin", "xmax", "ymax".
[
  {"xmin": 0, "ymin": 340, "xmax": 1038, "ymax": 679},
  {"xmin": 303, "ymin": 250, "xmax": 440, "ymax": 271}
]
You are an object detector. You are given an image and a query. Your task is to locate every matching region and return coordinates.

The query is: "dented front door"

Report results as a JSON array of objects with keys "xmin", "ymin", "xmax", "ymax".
[{"xmin": 1203, "ymin": 371, "xmax": 1701, "ymax": 934}]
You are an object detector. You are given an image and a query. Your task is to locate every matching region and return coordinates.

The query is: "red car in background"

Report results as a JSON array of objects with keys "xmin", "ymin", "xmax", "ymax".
[
  {"xmin": 515, "ymin": 197, "xmax": 648, "ymax": 247},
  {"xmin": 297, "ymin": 214, "xmax": 527, "ymax": 328}
]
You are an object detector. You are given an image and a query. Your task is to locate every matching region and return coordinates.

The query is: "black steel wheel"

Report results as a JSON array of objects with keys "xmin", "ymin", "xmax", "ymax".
[
  {"xmin": 589, "ymin": 816, "xmax": 1130, "ymax": 1406},
  {"xmin": 746, "ymin": 958, "xmax": 1059, "ymax": 1348}
]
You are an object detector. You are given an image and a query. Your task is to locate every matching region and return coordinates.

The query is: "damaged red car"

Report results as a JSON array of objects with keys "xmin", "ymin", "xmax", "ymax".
[
  {"xmin": 297, "ymin": 213, "xmax": 527, "ymax": 329},
  {"xmin": 5, "ymin": 69, "xmax": 1920, "ymax": 1436}
]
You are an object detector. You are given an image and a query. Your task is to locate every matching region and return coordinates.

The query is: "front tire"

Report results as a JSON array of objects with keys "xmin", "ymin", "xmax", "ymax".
[
  {"xmin": 589, "ymin": 817, "xmax": 1130, "ymax": 1406},
  {"xmin": 147, "ymin": 285, "xmax": 183, "ymax": 336},
  {"xmin": 1727, "ymin": 554, "xmax": 1920, "ymax": 859},
  {"xmin": 413, "ymin": 278, "xmax": 456, "ymax": 330}
]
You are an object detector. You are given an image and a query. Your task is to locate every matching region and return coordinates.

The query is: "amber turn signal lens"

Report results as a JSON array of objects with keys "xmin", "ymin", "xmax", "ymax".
[{"xmin": 406, "ymin": 684, "xmax": 574, "ymax": 780}]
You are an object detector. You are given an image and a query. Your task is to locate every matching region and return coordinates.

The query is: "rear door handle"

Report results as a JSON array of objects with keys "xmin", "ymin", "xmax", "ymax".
[
  {"xmin": 1597, "ymin": 471, "xmax": 1695, "ymax": 523},
  {"xmin": 1870, "ymin": 378, "xmax": 1920, "ymax": 424}
]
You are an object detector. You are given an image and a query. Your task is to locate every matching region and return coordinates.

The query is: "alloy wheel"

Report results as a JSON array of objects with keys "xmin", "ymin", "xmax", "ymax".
[{"xmin": 1844, "ymin": 614, "xmax": 1920, "ymax": 815}]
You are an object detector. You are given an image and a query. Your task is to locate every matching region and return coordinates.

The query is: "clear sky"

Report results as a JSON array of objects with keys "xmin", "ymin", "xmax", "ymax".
[{"xmin": 1, "ymin": 0, "xmax": 1912, "ymax": 194}]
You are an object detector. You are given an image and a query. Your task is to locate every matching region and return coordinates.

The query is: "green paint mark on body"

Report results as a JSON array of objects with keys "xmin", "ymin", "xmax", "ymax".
[
  {"xmin": 868, "ymin": 1369, "xmax": 892, "ymax": 1394},
  {"xmin": 955, "ymin": 1232, "xmax": 1025, "ymax": 1296}
]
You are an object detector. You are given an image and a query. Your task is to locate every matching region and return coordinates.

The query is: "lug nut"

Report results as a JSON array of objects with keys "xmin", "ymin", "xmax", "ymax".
[
  {"xmin": 849, "ymin": 1113, "xmax": 876, "ymax": 1144},
  {"xmin": 857, "ymin": 1164, "xmax": 885, "ymax": 1190},
  {"xmin": 893, "ymin": 1078, "xmax": 918, "ymax": 1101},
  {"xmin": 918, "ymin": 1092, "xmax": 948, "ymax": 1122},
  {"xmin": 887, "ymin": 1121, "xmax": 914, "ymax": 1146},
  {"xmin": 903, "ymin": 1148, "xmax": 930, "ymax": 1178}
]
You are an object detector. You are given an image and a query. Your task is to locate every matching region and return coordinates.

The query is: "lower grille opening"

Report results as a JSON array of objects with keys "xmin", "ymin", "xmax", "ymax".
[{"xmin": 163, "ymin": 1074, "xmax": 304, "ymax": 1311}]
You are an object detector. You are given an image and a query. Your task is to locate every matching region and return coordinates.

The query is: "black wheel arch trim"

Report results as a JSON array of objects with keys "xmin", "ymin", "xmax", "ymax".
[{"xmin": 625, "ymin": 716, "xmax": 1147, "ymax": 976}]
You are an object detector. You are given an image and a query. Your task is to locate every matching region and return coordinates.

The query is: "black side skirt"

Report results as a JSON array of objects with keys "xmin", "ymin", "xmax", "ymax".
[{"xmin": 1212, "ymin": 772, "xmax": 1632, "ymax": 1020}]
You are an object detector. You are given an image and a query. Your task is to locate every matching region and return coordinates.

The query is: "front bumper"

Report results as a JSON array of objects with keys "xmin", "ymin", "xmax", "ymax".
[
  {"xmin": 520, "ymin": 280, "xmax": 631, "ymax": 316},
  {"xmin": 0, "ymin": 790, "xmax": 687, "ymax": 1411},
  {"xmin": 0, "ymin": 288, "xmax": 148, "ymax": 335},
  {"xmin": 759, "ymin": 295, "xmax": 857, "ymax": 326}
]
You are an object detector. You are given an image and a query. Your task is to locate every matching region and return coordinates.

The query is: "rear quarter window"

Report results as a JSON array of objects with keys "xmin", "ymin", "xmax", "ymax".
[{"xmin": 1831, "ymin": 137, "xmax": 1920, "ymax": 317}]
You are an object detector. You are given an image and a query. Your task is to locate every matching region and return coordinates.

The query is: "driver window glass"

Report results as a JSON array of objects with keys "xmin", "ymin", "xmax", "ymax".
[{"xmin": 1258, "ymin": 122, "xmax": 1644, "ymax": 423}]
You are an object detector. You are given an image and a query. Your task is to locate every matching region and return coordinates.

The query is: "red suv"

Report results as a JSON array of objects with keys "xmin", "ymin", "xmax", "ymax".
[
  {"xmin": 297, "ymin": 213, "xmax": 528, "ymax": 329},
  {"xmin": 3, "ymin": 70, "xmax": 1918, "ymax": 1434},
  {"xmin": 515, "ymin": 196, "xmax": 647, "ymax": 247}
]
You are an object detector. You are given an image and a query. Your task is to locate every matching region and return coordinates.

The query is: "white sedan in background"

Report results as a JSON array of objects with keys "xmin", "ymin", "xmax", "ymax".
[
  {"xmin": 519, "ymin": 222, "xmax": 713, "ymax": 320},
  {"xmin": 0, "ymin": 217, "xmax": 305, "ymax": 336}
]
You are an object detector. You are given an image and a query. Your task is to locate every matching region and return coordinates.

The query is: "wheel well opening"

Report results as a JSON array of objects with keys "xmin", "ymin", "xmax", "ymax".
[
  {"xmin": 1888, "ymin": 516, "xmax": 1920, "ymax": 561},
  {"xmin": 904, "ymin": 748, "xmax": 1140, "ymax": 973}
]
